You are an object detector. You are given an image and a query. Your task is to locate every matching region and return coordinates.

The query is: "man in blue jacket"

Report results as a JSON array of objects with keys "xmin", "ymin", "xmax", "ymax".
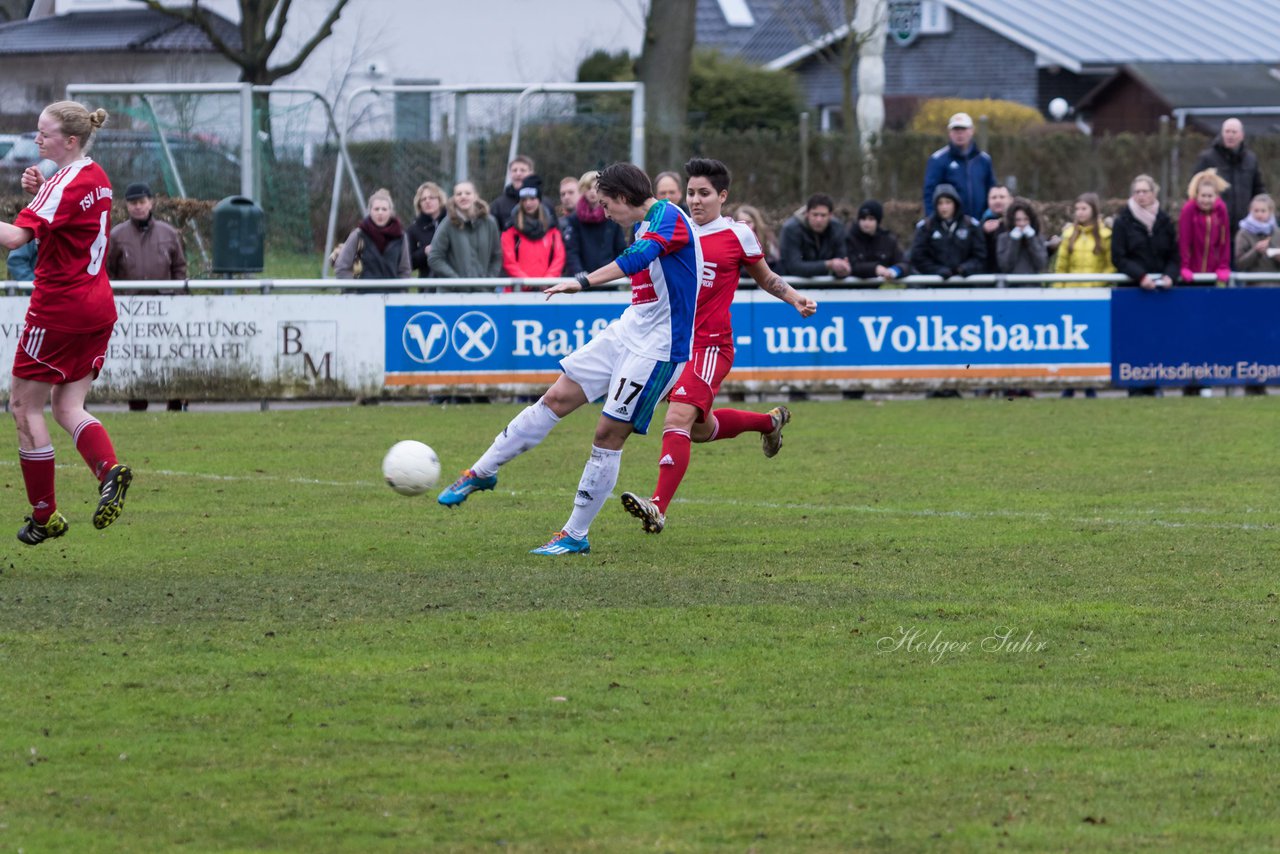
[{"xmin": 923, "ymin": 112, "xmax": 996, "ymax": 219}]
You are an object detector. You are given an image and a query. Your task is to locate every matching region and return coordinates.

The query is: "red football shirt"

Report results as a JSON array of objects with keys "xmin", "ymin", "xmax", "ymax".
[
  {"xmin": 15, "ymin": 158, "xmax": 117, "ymax": 333},
  {"xmin": 692, "ymin": 216, "xmax": 763, "ymax": 348}
]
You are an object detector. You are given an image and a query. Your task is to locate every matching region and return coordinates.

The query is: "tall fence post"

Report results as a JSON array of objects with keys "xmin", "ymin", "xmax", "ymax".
[
  {"xmin": 454, "ymin": 93, "xmax": 469, "ymax": 184},
  {"xmin": 630, "ymin": 82, "xmax": 646, "ymax": 169},
  {"xmin": 239, "ymin": 83, "xmax": 255, "ymax": 200},
  {"xmin": 799, "ymin": 111, "xmax": 809, "ymax": 199},
  {"xmin": 1159, "ymin": 114, "xmax": 1171, "ymax": 199}
]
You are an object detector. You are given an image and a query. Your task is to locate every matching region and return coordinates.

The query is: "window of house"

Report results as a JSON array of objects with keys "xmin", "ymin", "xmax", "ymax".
[
  {"xmin": 715, "ymin": 0, "xmax": 755, "ymax": 27},
  {"xmin": 920, "ymin": 0, "xmax": 951, "ymax": 34}
]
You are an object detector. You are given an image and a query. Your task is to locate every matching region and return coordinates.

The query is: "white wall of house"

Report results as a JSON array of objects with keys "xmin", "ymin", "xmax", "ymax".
[
  {"xmin": 33, "ymin": 1, "xmax": 644, "ymax": 139},
  {"xmin": 0, "ymin": 52, "xmax": 239, "ymax": 127},
  {"xmin": 45, "ymin": 1, "xmax": 644, "ymax": 95}
]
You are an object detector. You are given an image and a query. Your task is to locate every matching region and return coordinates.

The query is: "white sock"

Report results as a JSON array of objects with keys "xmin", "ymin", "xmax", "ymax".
[
  {"xmin": 563, "ymin": 445, "xmax": 622, "ymax": 540},
  {"xmin": 473, "ymin": 401, "xmax": 560, "ymax": 477}
]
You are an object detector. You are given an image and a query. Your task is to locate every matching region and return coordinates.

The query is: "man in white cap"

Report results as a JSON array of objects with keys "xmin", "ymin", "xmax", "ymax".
[{"xmin": 922, "ymin": 111, "xmax": 995, "ymax": 220}]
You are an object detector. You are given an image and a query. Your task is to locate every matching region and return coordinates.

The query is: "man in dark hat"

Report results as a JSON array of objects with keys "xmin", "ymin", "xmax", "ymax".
[
  {"xmin": 107, "ymin": 182, "xmax": 189, "ymax": 411},
  {"xmin": 846, "ymin": 199, "xmax": 907, "ymax": 285},
  {"xmin": 108, "ymin": 182, "xmax": 187, "ymax": 283}
]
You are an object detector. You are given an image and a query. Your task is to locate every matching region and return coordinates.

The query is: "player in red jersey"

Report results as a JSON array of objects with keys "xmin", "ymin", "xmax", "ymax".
[
  {"xmin": 1, "ymin": 101, "xmax": 132, "ymax": 546},
  {"xmin": 620, "ymin": 157, "xmax": 817, "ymax": 534}
]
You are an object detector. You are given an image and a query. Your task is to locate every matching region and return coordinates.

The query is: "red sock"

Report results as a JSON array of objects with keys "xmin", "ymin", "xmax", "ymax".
[
  {"xmin": 651, "ymin": 429, "xmax": 691, "ymax": 514},
  {"xmin": 73, "ymin": 418, "xmax": 117, "ymax": 481},
  {"xmin": 19, "ymin": 445, "xmax": 56, "ymax": 523},
  {"xmin": 708, "ymin": 408, "xmax": 774, "ymax": 441}
]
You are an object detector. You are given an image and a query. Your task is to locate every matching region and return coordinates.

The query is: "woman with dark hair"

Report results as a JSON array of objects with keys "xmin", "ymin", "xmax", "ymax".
[
  {"xmin": 500, "ymin": 175, "xmax": 565, "ymax": 290},
  {"xmin": 1052, "ymin": 192, "xmax": 1114, "ymax": 287},
  {"xmin": 438, "ymin": 161, "xmax": 702, "ymax": 557},
  {"xmin": 1111, "ymin": 174, "xmax": 1179, "ymax": 289},
  {"xmin": 995, "ymin": 197, "xmax": 1047, "ymax": 276},
  {"xmin": 564, "ymin": 170, "xmax": 626, "ymax": 276}
]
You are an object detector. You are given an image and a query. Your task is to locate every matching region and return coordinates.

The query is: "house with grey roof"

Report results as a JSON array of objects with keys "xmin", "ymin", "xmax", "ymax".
[
  {"xmin": 697, "ymin": 0, "xmax": 1280, "ymax": 133},
  {"xmin": 1077, "ymin": 63, "xmax": 1280, "ymax": 135},
  {"xmin": 0, "ymin": 0, "xmax": 239, "ymax": 128}
]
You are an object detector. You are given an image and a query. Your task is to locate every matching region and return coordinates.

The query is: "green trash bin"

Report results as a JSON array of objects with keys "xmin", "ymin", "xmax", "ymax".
[{"xmin": 212, "ymin": 195, "xmax": 264, "ymax": 274}]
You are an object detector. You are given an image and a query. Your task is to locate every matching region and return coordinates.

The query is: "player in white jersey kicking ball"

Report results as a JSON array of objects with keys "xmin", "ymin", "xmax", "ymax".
[
  {"xmin": 620, "ymin": 157, "xmax": 817, "ymax": 534},
  {"xmin": 437, "ymin": 162, "xmax": 703, "ymax": 555}
]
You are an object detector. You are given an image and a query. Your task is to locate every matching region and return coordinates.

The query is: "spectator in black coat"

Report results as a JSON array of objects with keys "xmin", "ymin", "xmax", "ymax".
[
  {"xmin": 1111, "ymin": 174, "xmax": 1179, "ymax": 289},
  {"xmin": 846, "ymin": 199, "xmax": 906, "ymax": 286},
  {"xmin": 407, "ymin": 181, "xmax": 446, "ymax": 278},
  {"xmin": 980, "ymin": 184, "xmax": 1011, "ymax": 272},
  {"xmin": 489, "ymin": 154, "xmax": 556, "ymax": 229},
  {"xmin": 563, "ymin": 170, "xmax": 627, "ymax": 276},
  {"xmin": 778, "ymin": 193, "xmax": 850, "ymax": 278},
  {"xmin": 1192, "ymin": 118, "xmax": 1265, "ymax": 229},
  {"xmin": 908, "ymin": 183, "xmax": 986, "ymax": 281}
]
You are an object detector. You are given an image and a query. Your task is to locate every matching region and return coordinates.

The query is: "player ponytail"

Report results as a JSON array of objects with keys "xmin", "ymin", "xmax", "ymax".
[{"xmin": 42, "ymin": 100, "xmax": 108, "ymax": 153}]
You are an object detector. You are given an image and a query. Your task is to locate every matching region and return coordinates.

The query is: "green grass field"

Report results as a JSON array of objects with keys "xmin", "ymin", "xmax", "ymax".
[{"xmin": 2, "ymin": 397, "xmax": 1278, "ymax": 852}]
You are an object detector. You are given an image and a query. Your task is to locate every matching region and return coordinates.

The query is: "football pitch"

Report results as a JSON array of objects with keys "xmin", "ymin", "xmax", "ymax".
[{"xmin": 2, "ymin": 396, "xmax": 1277, "ymax": 852}]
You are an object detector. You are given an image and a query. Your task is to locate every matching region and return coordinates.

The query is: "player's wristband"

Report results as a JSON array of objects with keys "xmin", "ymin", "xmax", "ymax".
[{"xmin": 575, "ymin": 271, "xmax": 591, "ymax": 290}]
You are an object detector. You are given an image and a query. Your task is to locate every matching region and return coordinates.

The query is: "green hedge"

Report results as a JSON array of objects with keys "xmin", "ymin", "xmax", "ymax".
[{"xmin": 10, "ymin": 125, "xmax": 1276, "ymax": 267}]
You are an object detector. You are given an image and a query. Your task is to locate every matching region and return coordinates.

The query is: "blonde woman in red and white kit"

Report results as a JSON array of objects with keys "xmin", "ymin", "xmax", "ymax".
[{"xmin": 1, "ymin": 100, "xmax": 131, "ymax": 545}]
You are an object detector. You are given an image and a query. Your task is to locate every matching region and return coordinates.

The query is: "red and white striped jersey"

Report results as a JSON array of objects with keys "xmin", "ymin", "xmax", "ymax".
[
  {"xmin": 15, "ymin": 157, "xmax": 117, "ymax": 332},
  {"xmin": 691, "ymin": 216, "xmax": 763, "ymax": 348}
]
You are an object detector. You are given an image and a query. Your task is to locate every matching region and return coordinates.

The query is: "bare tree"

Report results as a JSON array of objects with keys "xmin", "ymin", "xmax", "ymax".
[
  {"xmin": 774, "ymin": 0, "xmax": 876, "ymax": 138},
  {"xmin": 128, "ymin": 0, "xmax": 353, "ymax": 85},
  {"xmin": 129, "ymin": 0, "xmax": 353, "ymax": 200},
  {"xmin": 0, "ymin": 0, "xmax": 27, "ymax": 22},
  {"xmin": 635, "ymin": 0, "xmax": 696, "ymax": 171},
  {"xmin": 772, "ymin": 0, "xmax": 886, "ymax": 196}
]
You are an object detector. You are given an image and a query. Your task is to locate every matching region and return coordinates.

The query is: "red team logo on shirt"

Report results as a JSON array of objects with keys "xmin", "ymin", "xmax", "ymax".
[{"xmin": 630, "ymin": 269, "xmax": 657, "ymax": 305}]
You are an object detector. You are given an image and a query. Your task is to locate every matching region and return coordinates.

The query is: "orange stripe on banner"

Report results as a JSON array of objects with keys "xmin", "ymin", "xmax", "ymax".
[
  {"xmin": 386, "ymin": 365, "xmax": 1112, "ymax": 386},
  {"xmin": 385, "ymin": 372, "xmax": 563, "ymax": 386},
  {"xmin": 729, "ymin": 366, "xmax": 1112, "ymax": 381}
]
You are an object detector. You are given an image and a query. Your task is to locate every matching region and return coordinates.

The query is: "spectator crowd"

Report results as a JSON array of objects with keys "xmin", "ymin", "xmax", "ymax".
[
  {"xmin": 16, "ymin": 116, "xmax": 1272, "ymax": 291},
  {"xmin": 312, "ymin": 113, "xmax": 1276, "ymax": 291}
]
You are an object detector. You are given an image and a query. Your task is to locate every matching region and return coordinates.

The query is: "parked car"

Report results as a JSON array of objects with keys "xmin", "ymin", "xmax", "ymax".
[
  {"xmin": 0, "ymin": 134, "xmax": 56, "ymax": 182},
  {"xmin": 88, "ymin": 130, "xmax": 239, "ymax": 199},
  {"xmin": 0, "ymin": 129, "xmax": 238, "ymax": 199}
]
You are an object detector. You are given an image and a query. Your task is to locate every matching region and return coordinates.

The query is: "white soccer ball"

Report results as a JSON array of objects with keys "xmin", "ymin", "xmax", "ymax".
[{"xmin": 382, "ymin": 440, "xmax": 441, "ymax": 496}]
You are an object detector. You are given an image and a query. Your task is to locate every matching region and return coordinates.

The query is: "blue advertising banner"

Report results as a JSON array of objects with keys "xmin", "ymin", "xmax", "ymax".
[
  {"xmin": 384, "ymin": 289, "xmax": 1112, "ymax": 389},
  {"xmin": 1111, "ymin": 288, "xmax": 1280, "ymax": 386},
  {"xmin": 727, "ymin": 289, "xmax": 1110, "ymax": 384}
]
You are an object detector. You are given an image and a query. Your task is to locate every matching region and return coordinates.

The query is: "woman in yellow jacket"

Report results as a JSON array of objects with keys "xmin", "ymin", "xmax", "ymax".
[{"xmin": 1052, "ymin": 192, "xmax": 1115, "ymax": 286}]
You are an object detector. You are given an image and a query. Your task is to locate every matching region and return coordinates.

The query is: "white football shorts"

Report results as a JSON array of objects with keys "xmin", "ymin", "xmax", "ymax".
[{"xmin": 559, "ymin": 322, "xmax": 685, "ymax": 435}]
